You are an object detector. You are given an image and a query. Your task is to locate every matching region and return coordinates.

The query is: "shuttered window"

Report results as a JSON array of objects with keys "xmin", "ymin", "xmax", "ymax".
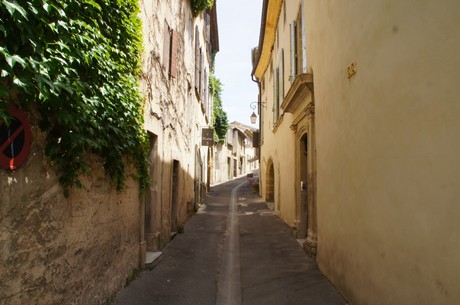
[
  {"xmin": 290, "ymin": 6, "xmax": 307, "ymax": 81},
  {"xmin": 195, "ymin": 26, "xmax": 200, "ymax": 90},
  {"xmin": 170, "ymin": 30, "xmax": 178, "ymax": 78},
  {"xmin": 273, "ymin": 67, "xmax": 279, "ymax": 124},
  {"xmin": 279, "ymin": 49, "xmax": 284, "ymax": 111},
  {"xmin": 296, "ymin": 9, "xmax": 303, "ymax": 75},
  {"xmin": 163, "ymin": 21, "xmax": 171, "ymax": 72},
  {"xmin": 301, "ymin": 0, "xmax": 307, "ymax": 73},
  {"xmin": 163, "ymin": 20, "xmax": 178, "ymax": 78},
  {"xmin": 199, "ymin": 49, "xmax": 204, "ymax": 98},
  {"xmin": 290, "ymin": 21, "xmax": 297, "ymax": 82}
]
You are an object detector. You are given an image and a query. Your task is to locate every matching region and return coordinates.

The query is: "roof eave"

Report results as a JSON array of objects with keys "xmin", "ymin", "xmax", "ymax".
[{"xmin": 251, "ymin": 0, "xmax": 283, "ymax": 79}]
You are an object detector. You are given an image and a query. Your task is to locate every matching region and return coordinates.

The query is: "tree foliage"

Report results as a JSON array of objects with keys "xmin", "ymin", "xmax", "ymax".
[
  {"xmin": 0, "ymin": 0, "xmax": 149, "ymax": 196},
  {"xmin": 209, "ymin": 73, "xmax": 228, "ymax": 143},
  {"xmin": 191, "ymin": 0, "xmax": 214, "ymax": 17}
]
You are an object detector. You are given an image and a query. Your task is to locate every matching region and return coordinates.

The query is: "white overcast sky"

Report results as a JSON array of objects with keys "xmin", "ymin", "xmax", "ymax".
[{"xmin": 214, "ymin": 0, "xmax": 263, "ymax": 126}]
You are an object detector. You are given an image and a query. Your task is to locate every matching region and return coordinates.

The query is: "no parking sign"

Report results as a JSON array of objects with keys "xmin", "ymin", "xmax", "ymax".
[{"xmin": 0, "ymin": 105, "xmax": 32, "ymax": 170}]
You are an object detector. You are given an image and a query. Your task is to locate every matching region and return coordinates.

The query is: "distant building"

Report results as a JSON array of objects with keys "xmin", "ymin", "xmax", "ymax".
[
  {"xmin": 252, "ymin": 0, "xmax": 460, "ymax": 304},
  {"xmin": 212, "ymin": 122, "xmax": 258, "ymax": 185}
]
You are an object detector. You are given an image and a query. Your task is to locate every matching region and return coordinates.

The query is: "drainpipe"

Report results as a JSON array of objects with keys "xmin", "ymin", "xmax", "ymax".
[{"xmin": 251, "ymin": 74, "xmax": 262, "ymax": 197}]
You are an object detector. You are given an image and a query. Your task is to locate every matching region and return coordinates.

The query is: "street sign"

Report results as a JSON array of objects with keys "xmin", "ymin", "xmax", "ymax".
[
  {"xmin": 0, "ymin": 105, "xmax": 32, "ymax": 170},
  {"xmin": 201, "ymin": 128, "xmax": 214, "ymax": 146}
]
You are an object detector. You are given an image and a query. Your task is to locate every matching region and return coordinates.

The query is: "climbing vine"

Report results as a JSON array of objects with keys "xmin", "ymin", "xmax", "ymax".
[
  {"xmin": 209, "ymin": 73, "xmax": 228, "ymax": 143},
  {"xmin": 0, "ymin": 0, "xmax": 149, "ymax": 196}
]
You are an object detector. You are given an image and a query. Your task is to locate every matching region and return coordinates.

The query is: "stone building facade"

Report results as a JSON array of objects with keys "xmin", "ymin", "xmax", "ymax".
[
  {"xmin": 252, "ymin": 0, "xmax": 460, "ymax": 304},
  {"xmin": 139, "ymin": 0, "xmax": 219, "ymax": 255},
  {"xmin": 0, "ymin": 1, "xmax": 218, "ymax": 304},
  {"xmin": 0, "ymin": 127, "xmax": 141, "ymax": 305}
]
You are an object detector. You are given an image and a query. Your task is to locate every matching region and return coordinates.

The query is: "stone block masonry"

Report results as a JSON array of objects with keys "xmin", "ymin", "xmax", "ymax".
[{"xmin": 0, "ymin": 129, "xmax": 141, "ymax": 305}]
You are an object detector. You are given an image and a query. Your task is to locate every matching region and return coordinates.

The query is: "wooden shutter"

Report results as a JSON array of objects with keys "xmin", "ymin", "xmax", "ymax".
[
  {"xmin": 163, "ymin": 21, "xmax": 171, "ymax": 72},
  {"xmin": 195, "ymin": 27, "xmax": 200, "ymax": 89},
  {"xmin": 290, "ymin": 21, "xmax": 297, "ymax": 82},
  {"xmin": 279, "ymin": 49, "xmax": 284, "ymax": 109},
  {"xmin": 170, "ymin": 30, "xmax": 178, "ymax": 78},
  {"xmin": 273, "ymin": 67, "xmax": 279, "ymax": 123},
  {"xmin": 296, "ymin": 9, "xmax": 302, "ymax": 75},
  {"xmin": 301, "ymin": 0, "xmax": 307, "ymax": 73},
  {"xmin": 200, "ymin": 51, "xmax": 204, "ymax": 99}
]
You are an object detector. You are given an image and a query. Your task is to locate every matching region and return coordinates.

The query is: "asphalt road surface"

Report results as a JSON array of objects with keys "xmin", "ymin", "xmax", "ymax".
[{"xmin": 113, "ymin": 175, "xmax": 345, "ymax": 305}]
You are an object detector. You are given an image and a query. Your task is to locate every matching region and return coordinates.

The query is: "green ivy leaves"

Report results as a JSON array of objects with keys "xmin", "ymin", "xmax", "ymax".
[
  {"xmin": 2, "ymin": 0, "xmax": 27, "ymax": 19},
  {"xmin": 210, "ymin": 74, "xmax": 228, "ymax": 143},
  {"xmin": 191, "ymin": 0, "xmax": 214, "ymax": 17},
  {"xmin": 0, "ymin": 0, "xmax": 149, "ymax": 196}
]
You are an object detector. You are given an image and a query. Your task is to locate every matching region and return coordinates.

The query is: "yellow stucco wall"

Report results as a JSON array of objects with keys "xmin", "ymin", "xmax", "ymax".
[
  {"xmin": 256, "ymin": 0, "xmax": 460, "ymax": 304},
  {"xmin": 306, "ymin": 0, "xmax": 460, "ymax": 304},
  {"xmin": 259, "ymin": 0, "xmax": 304, "ymax": 230}
]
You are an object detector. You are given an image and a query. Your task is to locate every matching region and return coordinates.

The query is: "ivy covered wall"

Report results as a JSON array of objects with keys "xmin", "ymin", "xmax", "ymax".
[{"xmin": 0, "ymin": 0, "xmax": 149, "ymax": 195}]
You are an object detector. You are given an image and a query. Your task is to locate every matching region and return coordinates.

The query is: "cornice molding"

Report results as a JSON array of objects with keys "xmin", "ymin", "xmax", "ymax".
[
  {"xmin": 282, "ymin": 73, "xmax": 314, "ymax": 114},
  {"xmin": 289, "ymin": 102, "xmax": 315, "ymax": 133}
]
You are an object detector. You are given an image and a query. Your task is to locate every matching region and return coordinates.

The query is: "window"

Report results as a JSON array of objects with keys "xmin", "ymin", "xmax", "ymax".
[
  {"xmin": 202, "ymin": 68, "xmax": 208, "ymax": 113},
  {"xmin": 279, "ymin": 49, "xmax": 284, "ymax": 107},
  {"xmin": 273, "ymin": 66, "xmax": 279, "ymax": 124},
  {"xmin": 273, "ymin": 49, "xmax": 285, "ymax": 125},
  {"xmin": 290, "ymin": 20, "xmax": 298, "ymax": 81},
  {"xmin": 290, "ymin": 6, "xmax": 307, "ymax": 82},
  {"xmin": 194, "ymin": 25, "xmax": 207, "ymax": 102},
  {"xmin": 195, "ymin": 26, "xmax": 200, "ymax": 91},
  {"xmin": 205, "ymin": 11, "xmax": 211, "ymax": 60},
  {"xmin": 199, "ymin": 48, "xmax": 204, "ymax": 97},
  {"xmin": 301, "ymin": 1, "xmax": 307, "ymax": 73},
  {"xmin": 296, "ymin": 9, "xmax": 303, "ymax": 74},
  {"xmin": 163, "ymin": 20, "xmax": 178, "ymax": 78}
]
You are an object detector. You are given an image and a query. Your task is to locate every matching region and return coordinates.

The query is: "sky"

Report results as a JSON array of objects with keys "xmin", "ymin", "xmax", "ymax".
[{"xmin": 214, "ymin": 0, "xmax": 263, "ymax": 127}]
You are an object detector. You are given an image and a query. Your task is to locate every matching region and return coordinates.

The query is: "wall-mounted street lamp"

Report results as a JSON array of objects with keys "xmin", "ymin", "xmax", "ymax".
[{"xmin": 250, "ymin": 102, "xmax": 258, "ymax": 124}]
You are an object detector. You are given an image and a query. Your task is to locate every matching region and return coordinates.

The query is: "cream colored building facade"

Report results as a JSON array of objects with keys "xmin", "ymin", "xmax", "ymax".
[
  {"xmin": 253, "ymin": 1, "xmax": 460, "ymax": 304},
  {"xmin": 253, "ymin": 0, "xmax": 318, "ymax": 255}
]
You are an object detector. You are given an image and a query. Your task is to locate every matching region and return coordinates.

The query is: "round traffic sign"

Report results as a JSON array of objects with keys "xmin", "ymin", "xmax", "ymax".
[{"xmin": 0, "ymin": 105, "xmax": 32, "ymax": 170}]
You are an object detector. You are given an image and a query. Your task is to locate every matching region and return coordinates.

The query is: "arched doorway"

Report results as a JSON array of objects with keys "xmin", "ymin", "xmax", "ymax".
[{"xmin": 266, "ymin": 161, "xmax": 275, "ymax": 203}]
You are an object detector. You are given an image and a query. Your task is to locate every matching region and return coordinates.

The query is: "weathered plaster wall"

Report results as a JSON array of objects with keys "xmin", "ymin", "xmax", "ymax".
[
  {"xmin": 139, "ymin": 0, "xmax": 210, "ymax": 248},
  {"xmin": 0, "ymin": 128, "xmax": 140, "ymax": 305},
  {"xmin": 212, "ymin": 143, "xmax": 230, "ymax": 185},
  {"xmin": 1, "ymin": 1, "xmax": 216, "ymax": 304},
  {"xmin": 307, "ymin": 0, "xmax": 460, "ymax": 304}
]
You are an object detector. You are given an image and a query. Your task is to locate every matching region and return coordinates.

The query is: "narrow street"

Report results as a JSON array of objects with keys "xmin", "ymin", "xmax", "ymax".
[{"xmin": 113, "ymin": 175, "xmax": 345, "ymax": 305}]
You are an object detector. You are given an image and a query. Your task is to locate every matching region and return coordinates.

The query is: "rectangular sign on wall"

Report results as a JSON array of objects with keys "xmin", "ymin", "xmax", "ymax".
[{"xmin": 202, "ymin": 128, "xmax": 214, "ymax": 146}]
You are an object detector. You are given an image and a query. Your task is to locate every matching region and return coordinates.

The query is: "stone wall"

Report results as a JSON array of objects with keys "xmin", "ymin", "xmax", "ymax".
[
  {"xmin": 139, "ymin": 0, "xmax": 211, "ymax": 249},
  {"xmin": 0, "ymin": 128, "xmax": 141, "ymax": 305}
]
